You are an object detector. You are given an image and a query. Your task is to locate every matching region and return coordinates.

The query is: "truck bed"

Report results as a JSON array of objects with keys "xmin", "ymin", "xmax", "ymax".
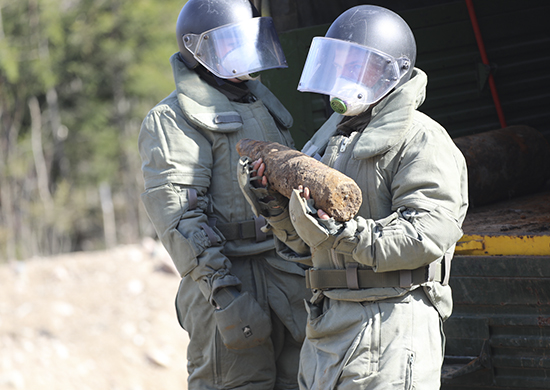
[
  {"xmin": 456, "ymin": 190, "xmax": 550, "ymax": 256},
  {"xmin": 443, "ymin": 190, "xmax": 550, "ymax": 389}
]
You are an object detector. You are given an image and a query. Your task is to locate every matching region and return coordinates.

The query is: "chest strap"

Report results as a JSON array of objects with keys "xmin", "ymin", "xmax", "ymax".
[
  {"xmin": 215, "ymin": 216, "xmax": 272, "ymax": 243},
  {"xmin": 305, "ymin": 262, "xmax": 444, "ymax": 290}
]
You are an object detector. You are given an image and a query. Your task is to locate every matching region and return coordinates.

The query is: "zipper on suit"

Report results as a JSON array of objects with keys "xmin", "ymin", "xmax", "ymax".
[{"xmin": 333, "ymin": 133, "xmax": 356, "ymax": 172}]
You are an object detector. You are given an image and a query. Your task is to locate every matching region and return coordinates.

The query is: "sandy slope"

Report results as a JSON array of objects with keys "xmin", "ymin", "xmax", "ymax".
[{"xmin": 0, "ymin": 239, "xmax": 190, "ymax": 390}]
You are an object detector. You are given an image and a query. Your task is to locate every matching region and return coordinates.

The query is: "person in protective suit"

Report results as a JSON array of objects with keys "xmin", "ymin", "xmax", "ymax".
[
  {"xmin": 138, "ymin": 1, "xmax": 311, "ymax": 389},
  {"xmin": 241, "ymin": 5, "xmax": 469, "ymax": 390}
]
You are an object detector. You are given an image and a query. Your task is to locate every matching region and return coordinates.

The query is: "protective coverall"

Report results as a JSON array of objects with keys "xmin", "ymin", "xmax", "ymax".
[
  {"xmin": 139, "ymin": 53, "xmax": 311, "ymax": 390},
  {"xmin": 249, "ymin": 68, "xmax": 468, "ymax": 390}
]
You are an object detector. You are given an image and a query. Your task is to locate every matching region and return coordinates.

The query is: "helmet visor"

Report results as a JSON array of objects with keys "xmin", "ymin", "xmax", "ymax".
[
  {"xmin": 183, "ymin": 17, "xmax": 287, "ymax": 79},
  {"xmin": 298, "ymin": 37, "xmax": 410, "ymax": 104}
]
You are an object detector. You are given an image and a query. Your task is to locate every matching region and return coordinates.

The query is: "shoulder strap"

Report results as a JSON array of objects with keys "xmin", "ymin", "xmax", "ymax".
[{"xmin": 301, "ymin": 113, "xmax": 342, "ymax": 159}]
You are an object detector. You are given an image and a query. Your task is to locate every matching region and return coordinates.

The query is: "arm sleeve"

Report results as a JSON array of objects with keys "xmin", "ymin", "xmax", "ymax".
[
  {"xmin": 139, "ymin": 105, "xmax": 241, "ymax": 301},
  {"xmin": 335, "ymin": 125, "xmax": 468, "ymax": 272}
]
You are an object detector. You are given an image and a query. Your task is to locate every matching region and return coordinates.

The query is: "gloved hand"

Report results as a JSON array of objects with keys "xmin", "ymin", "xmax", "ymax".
[
  {"xmin": 237, "ymin": 156, "xmax": 288, "ymax": 218},
  {"xmin": 289, "ymin": 188, "xmax": 358, "ymax": 256},
  {"xmin": 212, "ymin": 286, "xmax": 272, "ymax": 350}
]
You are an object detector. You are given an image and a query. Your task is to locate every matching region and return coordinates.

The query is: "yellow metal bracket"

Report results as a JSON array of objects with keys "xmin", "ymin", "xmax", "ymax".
[{"xmin": 456, "ymin": 234, "xmax": 550, "ymax": 256}]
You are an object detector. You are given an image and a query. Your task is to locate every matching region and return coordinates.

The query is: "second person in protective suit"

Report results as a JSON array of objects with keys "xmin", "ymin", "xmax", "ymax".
[{"xmin": 242, "ymin": 5, "xmax": 469, "ymax": 390}]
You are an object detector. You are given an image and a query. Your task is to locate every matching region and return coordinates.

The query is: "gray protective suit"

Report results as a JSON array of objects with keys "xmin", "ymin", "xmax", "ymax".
[
  {"xmin": 252, "ymin": 68, "xmax": 468, "ymax": 389},
  {"xmin": 139, "ymin": 53, "xmax": 311, "ymax": 390}
]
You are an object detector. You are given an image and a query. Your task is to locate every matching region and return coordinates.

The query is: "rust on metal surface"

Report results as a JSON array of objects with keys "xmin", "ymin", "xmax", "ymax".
[
  {"xmin": 454, "ymin": 125, "xmax": 550, "ymax": 207},
  {"xmin": 236, "ymin": 138, "xmax": 362, "ymax": 222}
]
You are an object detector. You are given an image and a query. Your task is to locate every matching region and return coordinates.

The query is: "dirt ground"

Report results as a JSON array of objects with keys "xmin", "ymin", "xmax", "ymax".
[
  {"xmin": 0, "ymin": 238, "xmax": 190, "ymax": 390},
  {"xmin": 462, "ymin": 190, "xmax": 550, "ymax": 235}
]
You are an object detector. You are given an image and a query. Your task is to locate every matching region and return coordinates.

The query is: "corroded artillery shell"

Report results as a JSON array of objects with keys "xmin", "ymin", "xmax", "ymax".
[{"xmin": 237, "ymin": 138, "xmax": 362, "ymax": 222}]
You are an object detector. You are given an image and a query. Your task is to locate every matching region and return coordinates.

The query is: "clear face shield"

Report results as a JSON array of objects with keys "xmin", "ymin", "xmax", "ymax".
[
  {"xmin": 182, "ymin": 17, "xmax": 287, "ymax": 80},
  {"xmin": 298, "ymin": 37, "xmax": 411, "ymax": 116}
]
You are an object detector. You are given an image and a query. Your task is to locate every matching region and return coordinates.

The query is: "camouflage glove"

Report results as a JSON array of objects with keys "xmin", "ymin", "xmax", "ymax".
[{"xmin": 212, "ymin": 286, "xmax": 272, "ymax": 350}]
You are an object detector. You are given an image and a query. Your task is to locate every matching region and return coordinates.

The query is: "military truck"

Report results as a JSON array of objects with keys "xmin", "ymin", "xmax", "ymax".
[{"xmin": 256, "ymin": 0, "xmax": 550, "ymax": 388}]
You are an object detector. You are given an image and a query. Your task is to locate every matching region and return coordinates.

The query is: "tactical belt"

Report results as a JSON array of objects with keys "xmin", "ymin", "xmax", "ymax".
[
  {"xmin": 186, "ymin": 188, "xmax": 271, "ymax": 243},
  {"xmin": 305, "ymin": 262, "xmax": 444, "ymax": 290},
  {"xmin": 216, "ymin": 216, "xmax": 272, "ymax": 243}
]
